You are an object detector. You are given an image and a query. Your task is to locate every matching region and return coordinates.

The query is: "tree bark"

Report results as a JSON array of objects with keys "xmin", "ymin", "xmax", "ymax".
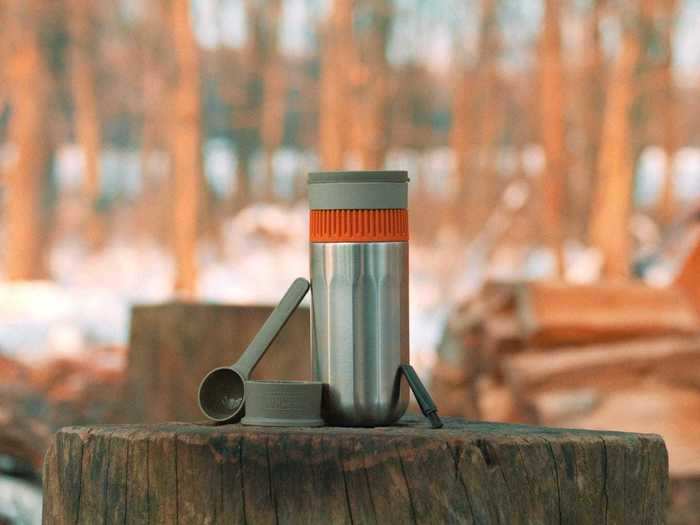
[
  {"xmin": 588, "ymin": 15, "xmax": 641, "ymax": 279},
  {"xmin": 656, "ymin": 0, "xmax": 679, "ymax": 226},
  {"xmin": 539, "ymin": 0, "xmax": 566, "ymax": 275},
  {"xmin": 319, "ymin": 0, "xmax": 354, "ymax": 170},
  {"xmin": 4, "ymin": 0, "xmax": 52, "ymax": 280},
  {"xmin": 137, "ymin": 0, "xmax": 173, "ymax": 247},
  {"xmin": 354, "ymin": 0, "xmax": 392, "ymax": 169},
  {"xmin": 43, "ymin": 418, "xmax": 669, "ymax": 524},
  {"xmin": 259, "ymin": 0, "xmax": 285, "ymax": 200},
  {"xmin": 225, "ymin": 0, "xmax": 275, "ymax": 208},
  {"xmin": 630, "ymin": 0, "xmax": 657, "ymax": 169},
  {"xmin": 169, "ymin": 0, "xmax": 202, "ymax": 297},
  {"xmin": 568, "ymin": 0, "xmax": 606, "ymax": 239},
  {"xmin": 449, "ymin": 65, "xmax": 472, "ymax": 200},
  {"xmin": 69, "ymin": 0, "xmax": 104, "ymax": 250},
  {"xmin": 234, "ymin": 146, "xmax": 252, "ymax": 207},
  {"xmin": 574, "ymin": 0, "xmax": 606, "ymax": 240},
  {"xmin": 449, "ymin": 0, "xmax": 501, "ymax": 231}
]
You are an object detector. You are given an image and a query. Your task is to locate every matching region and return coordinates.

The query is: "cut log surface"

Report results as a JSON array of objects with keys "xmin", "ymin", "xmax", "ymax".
[{"xmin": 42, "ymin": 417, "xmax": 668, "ymax": 525}]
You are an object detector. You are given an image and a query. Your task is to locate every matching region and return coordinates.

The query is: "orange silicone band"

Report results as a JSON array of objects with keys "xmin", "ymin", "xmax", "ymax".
[{"xmin": 310, "ymin": 209, "xmax": 409, "ymax": 243}]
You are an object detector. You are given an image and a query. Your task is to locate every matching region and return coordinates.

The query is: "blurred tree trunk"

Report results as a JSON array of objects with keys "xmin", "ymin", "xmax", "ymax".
[
  {"xmin": 234, "ymin": 146, "xmax": 252, "ymax": 206},
  {"xmin": 450, "ymin": 0, "xmax": 500, "ymax": 232},
  {"xmin": 629, "ymin": 0, "xmax": 656, "ymax": 165},
  {"xmin": 575, "ymin": 0, "xmax": 606, "ymax": 240},
  {"xmin": 68, "ymin": 0, "xmax": 104, "ymax": 251},
  {"xmin": 354, "ymin": 0, "xmax": 392, "ymax": 169},
  {"xmin": 4, "ymin": 0, "xmax": 53, "ymax": 280},
  {"xmin": 169, "ymin": 0, "xmax": 202, "ymax": 297},
  {"xmin": 319, "ymin": 0, "xmax": 354, "ymax": 170},
  {"xmin": 589, "ymin": 16, "xmax": 641, "ymax": 280},
  {"xmin": 474, "ymin": 0, "xmax": 504, "ymax": 233},
  {"xmin": 140, "ymin": 1, "xmax": 173, "ymax": 247},
  {"xmin": 656, "ymin": 0, "xmax": 679, "ymax": 226},
  {"xmin": 225, "ymin": 0, "xmax": 269, "ymax": 208},
  {"xmin": 449, "ymin": 65, "xmax": 471, "ymax": 201},
  {"xmin": 259, "ymin": 0, "xmax": 284, "ymax": 200},
  {"xmin": 539, "ymin": 0, "xmax": 566, "ymax": 276}
]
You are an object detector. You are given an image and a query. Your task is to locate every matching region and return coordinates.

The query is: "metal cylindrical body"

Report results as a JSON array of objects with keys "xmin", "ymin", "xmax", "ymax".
[
  {"xmin": 311, "ymin": 242, "xmax": 409, "ymax": 426},
  {"xmin": 308, "ymin": 171, "xmax": 409, "ymax": 427}
]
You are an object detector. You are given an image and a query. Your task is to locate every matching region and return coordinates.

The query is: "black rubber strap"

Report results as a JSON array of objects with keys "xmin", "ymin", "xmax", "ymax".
[{"xmin": 400, "ymin": 364, "xmax": 443, "ymax": 429}]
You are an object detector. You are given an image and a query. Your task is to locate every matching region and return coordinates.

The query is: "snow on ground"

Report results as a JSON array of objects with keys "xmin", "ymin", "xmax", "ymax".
[
  {"xmin": 0, "ymin": 475, "xmax": 41, "ymax": 525},
  {"xmin": 0, "ymin": 199, "xmax": 681, "ymax": 376},
  {"xmin": 0, "ymin": 204, "xmax": 450, "ymax": 377}
]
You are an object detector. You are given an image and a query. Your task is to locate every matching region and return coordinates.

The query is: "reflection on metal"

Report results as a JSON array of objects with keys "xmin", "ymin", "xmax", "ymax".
[{"xmin": 311, "ymin": 242, "xmax": 409, "ymax": 426}]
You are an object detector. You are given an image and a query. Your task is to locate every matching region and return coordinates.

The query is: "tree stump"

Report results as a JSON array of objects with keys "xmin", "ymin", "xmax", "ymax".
[
  {"xmin": 117, "ymin": 302, "xmax": 310, "ymax": 423},
  {"xmin": 42, "ymin": 418, "xmax": 668, "ymax": 524}
]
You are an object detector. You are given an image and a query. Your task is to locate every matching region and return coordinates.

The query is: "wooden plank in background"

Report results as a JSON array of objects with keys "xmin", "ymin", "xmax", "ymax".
[
  {"xmin": 515, "ymin": 281, "xmax": 700, "ymax": 347},
  {"xmin": 675, "ymin": 232, "xmax": 700, "ymax": 316},
  {"xmin": 503, "ymin": 335, "xmax": 700, "ymax": 395}
]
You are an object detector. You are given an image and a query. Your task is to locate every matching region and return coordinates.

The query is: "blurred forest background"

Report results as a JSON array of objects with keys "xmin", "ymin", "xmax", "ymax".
[
  {"xmin": 3, "ymin": 0, "xmax": 700, "ymax": 522},
  {"xmin": 2, "ymin": 0, "xmax": 700, "ymax": 358},
  {"xmin": 2, "ymin": 0, "xmax": 699, "ymax": 297}
]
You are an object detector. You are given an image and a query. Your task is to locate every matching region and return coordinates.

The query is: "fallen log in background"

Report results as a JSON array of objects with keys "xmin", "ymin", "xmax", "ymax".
[
  {"xmin": 515, "ymin": 281, "xmax": 700, "ymax": 347},
  {"xmin": 432, "ymin": 278, "xmax": 700, "ymax": 523},
  {"xmin": 670, "ymin": 477, "xmax": 700, "ymax": 525},
  {"xmin": 42, "ymin": 418, "xmax": 669, "ymax": 524},
  {"xmin": 503, "ymin": 335, "xmax": 700, "ymax": 395},
  {"xmin": 674, "ymin": 231, "xmax": 700, "ymax": 316}
]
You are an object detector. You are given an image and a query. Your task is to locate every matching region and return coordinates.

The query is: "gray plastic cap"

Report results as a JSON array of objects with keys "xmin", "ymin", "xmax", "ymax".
[
  {"xmin": 308, "ymin": 170, "xmax": 409, "ymax": 210},
  {"xmin": 241, "ymin": 380, "xmax": 324, "ymax": 427}
]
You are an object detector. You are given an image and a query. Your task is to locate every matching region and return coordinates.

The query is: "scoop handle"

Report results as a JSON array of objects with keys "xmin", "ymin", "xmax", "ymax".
[{"xmin": 233, "ymin": 278, "xmax": 310, "ymax": 378}]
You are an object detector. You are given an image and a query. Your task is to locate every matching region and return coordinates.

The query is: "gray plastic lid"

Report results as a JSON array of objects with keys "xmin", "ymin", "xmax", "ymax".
[
  {"xmin": 309, "ymin": 170, "xmax": 409, "ymax": 184},
  {"xmin": 308, "ymin": 170, "xmax": 409, "ymax": 210},
  {"xmin": 241, "ymin": 380, "xmax": 324, "ymax": 427}
]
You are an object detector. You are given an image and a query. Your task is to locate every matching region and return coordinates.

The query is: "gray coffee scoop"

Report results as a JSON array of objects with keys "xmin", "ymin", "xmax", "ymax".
[{"xmin": 198, "ymin": 277, "xmax": 310, "ymax": 423}]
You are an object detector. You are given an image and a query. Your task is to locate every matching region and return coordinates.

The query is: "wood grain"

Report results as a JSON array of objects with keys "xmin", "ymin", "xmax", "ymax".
[{"xmin": 43, "ymin": 418, "xmax": 669, "ymax": 524}]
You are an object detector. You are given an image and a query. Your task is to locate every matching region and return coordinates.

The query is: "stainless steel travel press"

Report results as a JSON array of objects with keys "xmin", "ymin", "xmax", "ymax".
[
  {"xmin": 198, "ymin": 170, "xmax": 443, "ymax": 430},
  {"xmin": 309, "ymin": 171, "xmax": 410, "ymax": 426}
]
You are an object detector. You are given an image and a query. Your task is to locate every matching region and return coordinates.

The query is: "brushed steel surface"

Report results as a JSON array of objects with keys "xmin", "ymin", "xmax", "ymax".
[{"xmin": 310, "ymin": 242, "xmax": 409, "ymax": 426}]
